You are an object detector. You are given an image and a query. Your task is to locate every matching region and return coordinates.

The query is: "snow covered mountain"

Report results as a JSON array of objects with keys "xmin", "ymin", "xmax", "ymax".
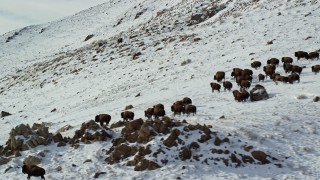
[{"xmin": 0, "ymin": 0, "xmax": 320, "ymax": 179}]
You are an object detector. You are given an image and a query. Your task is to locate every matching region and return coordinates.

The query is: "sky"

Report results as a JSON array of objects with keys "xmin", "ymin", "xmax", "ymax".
[{"xmin": 0, "ymin": 0, "xmax": 107, "ymax": 35}]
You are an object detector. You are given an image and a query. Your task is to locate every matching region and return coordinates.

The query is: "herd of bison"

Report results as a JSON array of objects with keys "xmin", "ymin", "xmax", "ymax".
[
  {"xmin": 210, "ymin": 50, "xmax": 320, "ymax": 102},
  {"xmin": 20, "ymin": 50, "xmax": 319, "ymax": 179},
  {"xmin": 96, "ymin": 50, "xmax": 319, "ymax": 127}
]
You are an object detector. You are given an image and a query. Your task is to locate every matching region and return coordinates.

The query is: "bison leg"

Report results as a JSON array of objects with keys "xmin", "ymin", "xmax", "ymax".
[{"xmin": 41, "ymin": 175, "xmax": 45, "ymax": 180}]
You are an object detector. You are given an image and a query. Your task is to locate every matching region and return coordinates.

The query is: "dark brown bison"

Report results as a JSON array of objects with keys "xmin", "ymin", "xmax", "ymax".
[
  {"xmin": 22, "ymin": 164, "xmax": 45, "ymax": 180},
  {"xmin": 311, "ymin": 65, "xmax": 320, "ymax": 74},
  {"xmin": 240, "ymin": 89, "xmax": 250, "ymax": 101},
  {"xmin": 144, "ymin": 108, "xmax": 154, "ymax": 119},
  {"xmin": 291, "ymin": 65, "xmax": 303, "ymax": 74},
  {"xmin": 182, "ymin": 97, "xmax": 192, "ymax": 105},
  {"xmin": 258, "ymin": 74, "xmax": 265, "ymax": 82},
  {"xmin": 308, "ymin": 52, "xmax": 319, "ymax": 60},
  {"xmin": 241, "ymin": 69, "xmax": 253, "ymax": 76},
  {"xmin": 95, "ymin": 114, "xmax": 111, "ymax": 126},
  {"xmin": 263, "ymin": 65, "xmax": 276, "ymax": 79},
  {"xmin": 223, "ymin": 81, "xmax": 233, "ymax": 91},
  {"xmin": 171, "ymin": 104, "xmax": 184, "ymax": 116},
  {"xmin": 153, "ymin": 104, "xmax": 164, "ymax": 110},
  {"xmin": 267, "ymin": 58, "xmax": 280, "ymax": 66},
  {"xmin": 283, "ymin": 63, "xmax": 292, "ymax": 73},
  {"xmin": 232, "ymin": 90, "xmax": 243, "ymax": 102},
  {"xmin": 214, "ymin": 71, "xmax": 225, "ymax": 83},
  {"xmin": 281, "ymin": 57, "xmax": 293, "ymax": 64},
  {"xmin": 173, "ymin": 100, "xmax": 184, "ymax": 106},
  {"xmin": 236, "ymin": 75, "xmax": 252, "ymax": 85},
  {"xmin": 273, "ymin": 75, "xmax": 288, "ymax": 83},
  {"xmin": 270, "ymin": 73, "xmax": 281, "ymax": 80},
  {"xmin": 184, "ymin": 104, "xmax": 197, "ymax": 116},
  {"xmin": 295, "ymin": 51, "xmax": 308, "ymax": 60},
  {"xmin": 121, "ymin": 111, "xmax": 134, "ymax": 121},
  {"xmin": 153, "ymin": 108, "xmax": 166, "ymax": 119},
  {"xmin": 210, "ymin": 82, "xmax": 221, "ymax": 92},
  {"xmin": 231, "ymin": 68, "xmax": 243, "ymax": 79},
  {"xmin": 251, "ymin": 61, "xmax": 262, "ymax": 69},
  {"xmin": 288, "ymin": 73, "xmax": 300, "ymax": 84},
  {"xmin": 240, "ymin": 80, "xmax": 251, "ymax": 89}
]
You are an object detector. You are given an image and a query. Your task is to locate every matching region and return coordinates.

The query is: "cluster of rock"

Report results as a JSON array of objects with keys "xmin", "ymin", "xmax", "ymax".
[
  {"xmin": 0, "ymin": 123, "xmax": 52, "ymax": 158},
  {"xmin": 68, "ymin": 120, "xmax": 113, "ymax": 147},
  {"xmin": 105, "ymin": 117, "xmax": 281, "ymax": 171}
]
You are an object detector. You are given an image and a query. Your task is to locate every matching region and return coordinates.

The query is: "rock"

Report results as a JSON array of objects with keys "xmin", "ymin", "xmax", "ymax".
[
  {"xmin": 250, "ymin": 85, "xmax": 269, "ymax": 101},
  {"xmin": 56, "ymin": 125, "xmax": 72, "ymax": 133},
  {"xmin": 94, "ymin": 172, "xmax": 106, "ymax": 178},
  {"xmin": 121, "ymin": 119, "xmax": 144, "ymax": 135},
  {"xmin": 251, "ymin": 151, "xmax": 270, "ymax": 164},
  {"xmin": 105, "ymin": 144, "xmax": 137, "ymax": 164},
  {"xmin": 163, "ymin": 129, "xmax": 181, "ymax": 147},
  {"xmin": 313, "ymin": 96, "xmax": 320, "ymax": 102},
  {"xmin": 125, "ymin": 105, "xmax": 134, "ymax": 110},
  {"xmin": 23, "ymin": 155, "xmax": 42, "ymax": 165},
  {"xmin": 0, "ymin": 157, "xmax": 10, "ymax": 165},
  {"xmin": 214, "ymin": 137, "xmax": 223, "ymax": 146},
  {"xmin": 137, "ymin": 123, "xmax": 157, "ymax": 143},
  {"xmin": 84, "ymin": 34, "xmax": 94, "ymax": 41},
  {"xmin": 179, "ymin": 147, "xmax": 192, "ymax": 160},
  {"xmin": 1, "ymin": 111, "xmax": 12, "ymax": 118},
  {"xmin": 53, "ymin": 133, "xmax": 64, "ymax": 143},
  {"xmin": 56, "ymin": 166, "xmax": 62, "ymax": 171},
  {"xmin": 57, "ymin": 142, "xmax": 66, "ymax": 147},
  {"xmin": 134, "ymin": 159, "xmax": 160, "ymax": 171}
]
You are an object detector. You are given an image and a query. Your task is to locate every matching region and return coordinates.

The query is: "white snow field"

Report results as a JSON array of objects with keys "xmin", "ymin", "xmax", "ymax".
[{"xmin": 0, "ymin": 0, "xmax": 319, "ymax": 179}]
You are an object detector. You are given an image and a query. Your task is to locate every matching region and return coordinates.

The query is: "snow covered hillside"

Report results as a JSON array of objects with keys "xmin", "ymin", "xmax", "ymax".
[{"xmin": 0, "ymin": 0, "xmax": 320, "ymax": 179}]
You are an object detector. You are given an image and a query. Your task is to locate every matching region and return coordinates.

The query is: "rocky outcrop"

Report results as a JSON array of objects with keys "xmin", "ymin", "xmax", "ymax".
[
  {"xmin": 105, "ymin": 119, "xmax": 280, "ymax": 171},
  {"xmin": 0, "ymin": 123, "xmax": 52, "ymax": 156},
  {"xmin": 69, "ymin": 120, "xmax": 113, "ymax": 145}
]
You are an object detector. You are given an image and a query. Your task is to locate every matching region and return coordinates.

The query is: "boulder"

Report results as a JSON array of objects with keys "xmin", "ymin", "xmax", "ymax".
[
  {"xmin": 1, "ymin": 111, "xmax": 12, "ymax": 118},
  {"xmin": 23, "ymin": 155, "xmax": 42, "ymax": 165},
  {"xmin": 250, "ymin": 85, "xmax": 269, "ymax": 101}
]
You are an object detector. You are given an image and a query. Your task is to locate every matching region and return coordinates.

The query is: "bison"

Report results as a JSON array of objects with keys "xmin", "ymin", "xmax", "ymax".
[
  {"xmin": 288, "ymin": 73, "xmax": 300, "ymax": 84},
  {"xmin": 95, "ymin": 114, "xmax": 111, "ymax": 126},
  {"xmin": 291, "ymin": 65, "xmax": 303, "ymax": 74},
  {"xmin": 121, "ymin": 111, "xmax": 134, "ymax": 121},
  {"xmin": 267, "ymin": 58, "xmax": 280, "ymax": 66},
  {"xmin": 295, "ymin": 51, "xmax": 309, "ymax": 60},
  {"xmin": 223, "ymin": 81, "xmax": 233, "ymax": 91},
  {"xmin": 231, "ymin": 68, "xmax": 243, "ymax": 79},
  {"xmin": 232, "ymin": 90, "xmax": 243, "ymax": 102},
  {"xmin": 258, "ymin": 74, "xmax": 265, "ymax": 82},
  {"xmin": 263, "ymin": 65, "xmax": 276, "ymax": 79},
  {"xmin": 153, "ymin": 103, "xmax": 164, "ymax": 110},
  {"xmin": 182, "ymin": 97, "xmax": 192, "ymax": 105},
  {"xmin": 214, "ymin": 71, "xmax": 225, "ymax": 83},
  {"xmin": 240, "ymin": 89, "xmax": 250, "ymax": 102},
  {"xmin": 308, "ymin": 52, "xmax": 319, "ymax": 60},
  {"xmin": 283, "ymin": 63, "xmax": 292, "ymax": 73},
  {"xmin": 311, "ymin": 65, "xmax": 320, "ymax": 74},
  {"xmin": 210, "ymin": 82, "xmax": 221, "ymax": 92},
  {"xmin": 153, "ymin": 108, "xmax": 166, "ymax": 119},
  {"xmin": 251, "ymin": 61, "xmax": 262, "ymax": 69},
  {"xmin": 171, "ymin": 104, "xmax": 184, "ymax": 116},
  {"xmin": 273, "ymin": 75, "xmax": 288, "ymax": 83},
  {"xmin": 240, "ymin": 80, "xmax": 251, "ymax": 90},
  {"xmin": 281, "ymin": 57, "xmax": 293, "ymax": 64},
  {"xmin": 22, "ymin": 164, "xmax": 45, "ymax": 180},
  {"xmin": 144, "ymin": 108, "xmax": 154, "ymax": 119},
  {"xmin": 184, "ymin": 104, "xmax": 197, "ymax": 116}
]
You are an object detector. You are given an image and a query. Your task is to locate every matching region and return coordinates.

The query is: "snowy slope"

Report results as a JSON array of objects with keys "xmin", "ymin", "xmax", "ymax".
[{"xmin": 0, "ymin": 0, "xmax": 320, "ymax": 179}]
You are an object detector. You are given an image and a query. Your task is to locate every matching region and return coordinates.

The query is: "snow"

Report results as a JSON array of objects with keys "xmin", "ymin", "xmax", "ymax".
[{"xmin": 0, "ymin": 0, "xmax": 320, "ymax": 179}]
